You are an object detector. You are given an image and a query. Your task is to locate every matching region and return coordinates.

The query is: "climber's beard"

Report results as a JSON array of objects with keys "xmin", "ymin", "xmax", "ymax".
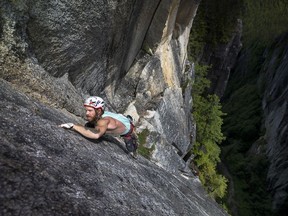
[{"xmin": 86, "ymin": 115, "xmax": 94, "ymax": 122}]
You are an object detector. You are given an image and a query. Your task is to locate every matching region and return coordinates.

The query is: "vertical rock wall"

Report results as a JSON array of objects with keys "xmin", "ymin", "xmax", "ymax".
[
  {"xmin": 262, "ymin": 33, "xmax": 288, "ymax": 213},
  {"xmin": 113, "ymin": 0, "xmax": 200, "ymax": 172}
]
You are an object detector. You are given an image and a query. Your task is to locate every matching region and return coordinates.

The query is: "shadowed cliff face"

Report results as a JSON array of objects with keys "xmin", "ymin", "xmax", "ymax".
[
  {"xmin": 0, "ymin": 79, "xmax": 228, "ymax": 215},
  {"xmin": 200, "ymin": 19, "xmax": 243, "ymax": 98},
  {"xmin": 221, "ymin": 33, "xmax": 288, "ymax": 215},
  {"xmin": 262, "ymin": 34, "xmax": 288, "ymax": 213}
]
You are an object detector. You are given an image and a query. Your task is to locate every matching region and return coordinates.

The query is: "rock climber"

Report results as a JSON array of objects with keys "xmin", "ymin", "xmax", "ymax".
[{"xmin": 59, "ymin": 96, "xmax": 138, "ymax": 155}]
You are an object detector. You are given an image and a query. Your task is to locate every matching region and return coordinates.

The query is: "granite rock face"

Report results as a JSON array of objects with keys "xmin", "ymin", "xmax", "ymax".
[
  {"xmin": 0, "ymin": 79, "xmax": 228, "ymax": 215},
  {"xmin": 224, "ymin": 32, "xmax": 288, "ymax": 214},
  {"xmin": 0, "ymin": 0, "xmax": 229, "ymax": 215},
  {"xmin": 0, "ymin": 0, "xmax": 199, "ymax": 173},
  {"xmin": 262, "ymin": 33, "xmax": 288, "ymax": 213}
]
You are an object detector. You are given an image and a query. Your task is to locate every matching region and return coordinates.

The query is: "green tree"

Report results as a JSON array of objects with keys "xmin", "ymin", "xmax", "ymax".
[
  {"xmin": 192, "ymin": 64, "xmax": 227, "ymax": 199},
  {"xmin": 243, "ymin": 0, "xmax": 288, "ymax": 45}
]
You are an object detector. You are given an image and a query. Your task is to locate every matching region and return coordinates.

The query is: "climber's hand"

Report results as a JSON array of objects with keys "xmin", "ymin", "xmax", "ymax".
[{"xmin": 59, "ymin": 123, "xmax": 74, "ymax": 129}]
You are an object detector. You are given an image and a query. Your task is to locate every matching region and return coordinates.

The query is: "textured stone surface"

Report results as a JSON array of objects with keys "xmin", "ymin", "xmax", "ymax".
[
  {"xmin": 0, "ymin": 0, "xmax": 200, "ymax": 171},
  {"xmin": 0, "ymin": 0, "xmax": 226, "ymax": 213},
  {"xmin": 0, "ymin": 79, "xmax": 228, "ymax": 215},
  {"xmin": 113, "ymin": 54, "xmax": 194, "ymax": 172},
  {"xmin": 225, "ymin": 32, "xmax": 288, "ymax": 214},
  {"xmin": 262, "ymin": 33, "xmax": 288, "ymax": 212},
  {"xmin": 0, "ymin": 1, "xmax": 84, "ymax": 116}
]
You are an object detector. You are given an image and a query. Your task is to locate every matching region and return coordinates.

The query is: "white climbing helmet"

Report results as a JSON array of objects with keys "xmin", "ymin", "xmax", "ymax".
[{"xmin": 84, "ymin": 96, "xmax": 105, "ymax": 110}]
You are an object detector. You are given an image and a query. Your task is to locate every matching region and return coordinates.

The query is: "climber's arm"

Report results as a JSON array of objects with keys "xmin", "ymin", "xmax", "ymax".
[{"xmin": 59, "ymin": 119, "xmax": 109, "ymax": 139}]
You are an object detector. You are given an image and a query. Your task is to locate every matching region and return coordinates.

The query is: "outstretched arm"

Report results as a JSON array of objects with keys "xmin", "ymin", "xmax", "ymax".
[
  {"xmin": 72, "ymin": 124, "xmax": 102, "ymax": 139},
  {"xmin": 59, "ymin": 119, "xmax": 109, "ymax": 139}
]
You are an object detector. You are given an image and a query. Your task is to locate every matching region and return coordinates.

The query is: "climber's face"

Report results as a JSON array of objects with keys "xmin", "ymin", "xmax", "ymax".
[
  {"xmin": 85, "ymin": 106, "xmax": 97, "ymax": 122},
  {"xmin": 85, "ymin": 106, "xmax": 103, "ymax": 123}
]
